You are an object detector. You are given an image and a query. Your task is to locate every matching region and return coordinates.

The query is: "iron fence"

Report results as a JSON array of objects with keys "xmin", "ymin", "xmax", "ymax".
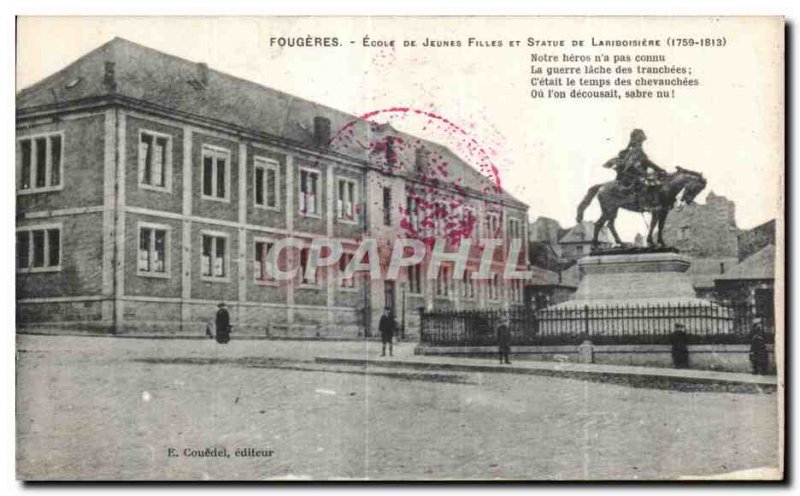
[{"xmin": 419, "ymin": 302, "xmax": 774, "ymax": 347}]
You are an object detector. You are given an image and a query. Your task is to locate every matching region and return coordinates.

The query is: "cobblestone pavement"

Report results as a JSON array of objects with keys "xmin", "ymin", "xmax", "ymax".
[{"xmin": 16, "ymin": 335, "xmax": 780, "ymax": 480}]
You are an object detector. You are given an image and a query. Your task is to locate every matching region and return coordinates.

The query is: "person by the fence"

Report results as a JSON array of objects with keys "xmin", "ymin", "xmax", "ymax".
[
  {"xmin": 215, "ymin": 302, "xmax": 231, "ymax": 344},
  {"xmin": 379, "ymin": 309, "xmax": 396, "ymax": 357},
  {"xmin": 670, "ymin": 323, "xmax": 689, "ymax": 368},
  {"xmin": 497, "ymin": 316, "xmax": 511, "ymax": 365},
  {"xmin": 749, "ymin": 319, "xmax": 769, "ymax": 375}
]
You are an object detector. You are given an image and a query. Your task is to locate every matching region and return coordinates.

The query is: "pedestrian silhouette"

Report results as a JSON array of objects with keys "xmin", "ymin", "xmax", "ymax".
[
  {"xmin": 749, "ymin": 320, "xmax": 769, "ymax": 375},
  {"xmin": 670, "ymin": 323, "xmax": 689, "ymax": 368},
  {"xmin": 379, "ymin": 309, "xmax": 396, "ymax": 357},
  {"xmin": 215, "ymin": 302, "xmax": 231, "ymax": 344},
  {"xmin": 497, "ymin": 317, "xmax": 511, "ymax": 364}
]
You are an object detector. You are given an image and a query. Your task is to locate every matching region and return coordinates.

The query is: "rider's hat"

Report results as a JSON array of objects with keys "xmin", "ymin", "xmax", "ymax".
[{"xmin": 630, "ymin": 129, "xmax": 647, "ymax": 142}]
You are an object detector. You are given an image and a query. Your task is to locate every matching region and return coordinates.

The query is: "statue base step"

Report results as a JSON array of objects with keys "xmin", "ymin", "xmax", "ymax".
[
  {"xmin": 552, "ymin": 251, "xmax": 711, "ymax": 309},
  {"xmin": 543, "ymin": 252, "xmax": 731, "ymax": 335}
]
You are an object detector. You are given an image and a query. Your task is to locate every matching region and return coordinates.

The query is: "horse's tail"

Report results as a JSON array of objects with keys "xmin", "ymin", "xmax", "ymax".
[{"xmin": 576, "ymin": 184, "xmax": 602, "ymax": 223}]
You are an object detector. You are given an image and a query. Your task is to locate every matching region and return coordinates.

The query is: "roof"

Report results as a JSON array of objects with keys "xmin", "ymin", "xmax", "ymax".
[
  {"xmin": 17, "ymin": 37, "xmax": 525, "ymax": 208},
  {"xmin": 716, "ymin": 244, "xmax": 776, "ymax": 281},
  {"xmin": 558, "ymin": 221, "xmax": 612, "ymax": 244}
]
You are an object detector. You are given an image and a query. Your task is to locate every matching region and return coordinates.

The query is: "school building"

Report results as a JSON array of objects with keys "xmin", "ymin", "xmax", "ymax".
[{"xmin": 16, "ymin": 38, "xmax": 530, "ymax": 338}]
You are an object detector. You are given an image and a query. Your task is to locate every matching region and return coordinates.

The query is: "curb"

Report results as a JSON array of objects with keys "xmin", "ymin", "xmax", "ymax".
[
  {"xmin": 314, "ymin": 356, "xmax": 778, "ymax": 391},
  {"xmin": 16, "ymin": 330, "xmax": 418, "ymax": 342}
]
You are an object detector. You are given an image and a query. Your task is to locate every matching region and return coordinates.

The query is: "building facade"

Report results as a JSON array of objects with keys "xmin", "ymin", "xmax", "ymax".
[
  {"xmin": 556, "ymin": 221, "xmax": 612, "ymax": 262},
  {"xmin": 16, "ymin": 38, "xmax": 530, "ymax": 338},
  {"xmin": 662, "ymin": 191, "xmax": 739, "ymax": 258},
  {"xmin": 715, "ymin": 244, "xmax": 776, "ymax": 328}
]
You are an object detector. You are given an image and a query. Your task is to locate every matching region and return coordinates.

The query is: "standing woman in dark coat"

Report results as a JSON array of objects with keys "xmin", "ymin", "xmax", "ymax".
[{"xmin": 215, "ymin": 302, "xmax": 231, "ymax": 344}]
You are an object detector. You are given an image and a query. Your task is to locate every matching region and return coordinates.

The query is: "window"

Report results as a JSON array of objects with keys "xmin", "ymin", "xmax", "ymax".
[
  {"xmin": 337, "ymin": 179, "xmax": 358, "ymax": 222},
  {"xmin": 489, "ymin": 274, "xmax": 500, "ymax": 300},
  {"xmin": 254, "ymin": 239, "xmax": 275, "ymax": 282},
  {"xmin": 17, "ymin": 225, "xmax": 61, "ymax": 272},
  {"xmin": 299, "ymin": 247, "xmax": 317, "ymax": 285},
  {"xmin": 463, "ymin": 270, "xmax": 475, "ymax": 299},
  {"xmin": 201, "ymin": 233, "xmax": 228, "ymax": 280},
  {"xmin": 299, "ymin": 168, "xmax": 321, "ymax": 216},
  {"xmin": 677, "ymin": 226, "xmax": 689, "ymax": 241},
  {"xmin": 201, "ymin": 146, "xmax": 230, "ymax": 201},
  {"xmin": 18, "ymin": 133, "xmax": 63, "ymax": 192},
  {"xmin": 254, "ymin": 157, "xmax": 279, "ymax": 210},
  {"xmin": 384, "ymin": 281, "xmax": 396, "ymax": 311},
  {"xmin": 434, "ymin": 202, "xmax": 449, "ymax": 236},
  {"xmin": 138, "ymin": 131, "xmax": 171, "ymax": 190},
  {"xmin": 510, "ymin": 280, "xmax": 523, "ymax": 303},
  {"xmin": 463, "ymin": 206, "xmax": 477, "ymax": 238},
  {"xmin": 754, "ymin": 287, "xmax": 774, "ymax": 323},
  {"xmin": 408, "ymin": 264, "xmax": 422, "ymax": 294},
  {"xmin": 137, "ymin": 224, "xmax": 169, "ymax": 276},
  {"xmin": 436, "ymin": 265, "xmax": 451, "ymax": 297},
  {"xmin": 485, "ymin": 212, "xmax": 500, "ymax": 237},
  {"xmin": 406, "ymin": 195, "xmax": 421, "ymax": 232},
  {"xmin": 576, "ymin": 246, "xmax": 584, "ymax": 255},
  {"xmin": 382, "ymin": 187, "xmax": 392, "ymax": 226},
  {"xmin": 339, "ymin": 252, "xmax": 355, "ymax": 288},
  {"xmin": 508, "ymin": 218, "xmax": 522, "ymax": 239}
]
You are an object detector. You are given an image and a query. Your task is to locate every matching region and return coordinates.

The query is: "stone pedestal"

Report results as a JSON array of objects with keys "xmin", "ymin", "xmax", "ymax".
[
  {"xmin": 567, "ymin": 251, "xmax": 700, "ymax": 306},
  {"xmin": 544, "ymin": 251, "xmax": 729, "ymax": 335}
]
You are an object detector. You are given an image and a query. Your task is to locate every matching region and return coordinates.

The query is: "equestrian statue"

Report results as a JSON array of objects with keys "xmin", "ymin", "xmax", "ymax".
[{"xmin": 576, "ymin": 129, "xmax": 707, "ymax": 250}]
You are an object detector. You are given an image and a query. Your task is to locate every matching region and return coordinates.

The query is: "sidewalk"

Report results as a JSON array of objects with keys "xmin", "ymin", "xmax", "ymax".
[{"xmin": 315, "ymin": 344, "xmax": 778, "ymax": 390}]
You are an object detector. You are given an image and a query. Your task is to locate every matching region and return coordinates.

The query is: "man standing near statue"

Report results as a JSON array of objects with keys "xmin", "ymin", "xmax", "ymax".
[
  {"xmin": 379, "ymin": 308, "xmax": 397, "ymax": 357},
  {"xmin": 497, "ymin": 315, "xmax": 512, "ymax": 365}
]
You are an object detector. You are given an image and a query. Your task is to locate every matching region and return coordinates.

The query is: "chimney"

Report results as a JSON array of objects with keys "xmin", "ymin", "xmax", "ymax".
[
  {"xmin": 385, "ymin": 135, "xmax": 396, "ymax": 165},
  {"xmin": 414, "ymin": 146, "xmax": 430, "ymax": 169},
  {"xmin": 103, "ymin": 61, "xmax": 116, "ymax": 92},
  {"xmin": 313, "ymin": 116, "xmax": 331, "ymax": 147},
  {"xmin": 197, "ymin": 62, "xmax": 209, "ymax": 87}
]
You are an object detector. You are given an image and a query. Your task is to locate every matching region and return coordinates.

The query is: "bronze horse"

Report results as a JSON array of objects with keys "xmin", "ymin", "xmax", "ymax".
[{"xmin": 576, "ymin": 166, "xmax": 707, "ymax": 249}]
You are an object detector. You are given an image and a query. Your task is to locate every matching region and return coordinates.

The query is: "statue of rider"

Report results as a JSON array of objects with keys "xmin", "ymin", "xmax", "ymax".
[{"xmin": 603, "ymin": 129, "xmax": 666, "ymax": 204}]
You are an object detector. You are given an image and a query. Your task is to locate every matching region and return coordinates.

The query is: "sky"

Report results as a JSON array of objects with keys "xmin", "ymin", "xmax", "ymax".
[{"xmin": 16, "ymin": 16, "xmax": 783, "ymax": 240}]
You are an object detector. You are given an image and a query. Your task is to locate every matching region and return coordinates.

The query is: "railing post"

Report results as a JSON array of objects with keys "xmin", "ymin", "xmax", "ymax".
[
  {"xmin": 418, "ymin": 307, "xmax": 426, "ymax": 344},
  {"xmin": 583, "ymin": 304, "xmax": 590, "ymax": 341}
]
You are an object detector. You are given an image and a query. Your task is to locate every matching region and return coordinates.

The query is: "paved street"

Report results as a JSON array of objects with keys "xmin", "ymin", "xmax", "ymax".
[{"xmin": 16, "ymin": 335, "xmax": 779, "ymax": 480}]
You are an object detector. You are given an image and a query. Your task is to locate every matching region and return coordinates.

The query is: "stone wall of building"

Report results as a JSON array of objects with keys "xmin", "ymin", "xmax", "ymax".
[
  {"xmin": 16, "ymin": 39, "xmax": 531, "ymax": 338},
  {"xmin": 738, "ymin": 219, "xmax": 776, "ymax": 261},
  {"xmin": 662, "ymin": 191, "xmax": 739, "ymax": 258}
]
